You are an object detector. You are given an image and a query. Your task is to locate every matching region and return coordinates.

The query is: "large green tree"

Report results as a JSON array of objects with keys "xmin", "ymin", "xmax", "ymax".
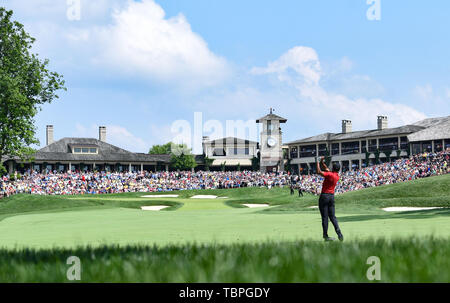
[
  {"xmin": 169, "ymin": 143, "xmax": 197, "ymax": 171},
  {"xmin": 0, "ymin": 8, "xmax": 66, "ymax": 173},
  {"xmin": 149, "ymin": 142, "xmax": 173, "ymax": 154}
]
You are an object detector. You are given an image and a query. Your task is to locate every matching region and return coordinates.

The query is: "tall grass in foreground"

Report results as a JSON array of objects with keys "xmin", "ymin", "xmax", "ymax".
[{"xmin": 0, "ymin": 237, "xmax": 448, "ymax": 282}]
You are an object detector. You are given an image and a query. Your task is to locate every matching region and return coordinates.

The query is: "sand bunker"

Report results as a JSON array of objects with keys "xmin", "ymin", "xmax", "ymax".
[
  {"xmin": 141, "ymin": 194, "xmax": 179, "ymax": 198},
  {"xmin": 242, "ymin": 204, "xmax": 270, "ymax": 208},
  {"xmin": 141, "ymin": 206, "xmax": 170, "ymax": 211},
  {"xmin": 190, "ymin": 195, "xmax": 218, "ymax": 199},
  {"xmin": 382, "ymin": 207, "xmax": 444, "ymax": 212},
  {"xmin": 308, "ymin": 206, "xmax": 319, "ymax": 209}
]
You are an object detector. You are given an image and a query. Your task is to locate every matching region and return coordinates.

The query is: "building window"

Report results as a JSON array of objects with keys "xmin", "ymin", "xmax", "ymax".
[
  {"xmin": 361, "ymin": 141, "xmax": 367, "ymax": 153},
  {"xmin": 299, "ymin": 145, "xmax": 316, "ymax": 158},
  {"xmin": 331, "ymin": 143, "xmax": 339, "ymax": 155},
  {"xmin": 341, "ymin": 141, "xmax": 360, "ymax": 155},
  {"xmin": 213, "ymin": 148, "xmax": 226, "ymax": 156},
  {"xmin": 290, "ymin": 147, "xmax": 298, "ymax": 159},
  {"xmin": 412, "ymin": 143, "xmax": 421, "ymax": 155},
  {"xmin": 379, "ymin": 137, "xmax": 399, "ymax": 151},
  {"xmin": 400, "ymin": 136, "xmax": 408, "ymax": 150},
  {"xmin": 73, "ymin": 147, "xmax": 98, "ymax": 154},
  {"xmin": 434, "ymin": 141, "xmax": 443, "ymax": 152},
  {"xmin": 421, "ymin": 141, "xmax": 432, "ymax": 152},
  {"xmin": 368, "ymin": 139, "xmax": 378, "ymax": 152},
  {"xmin": 341, "ymin": 160, "xmax": 350, "ymax": 172},
  {"xmin": 233, "ymin": 148, "xmax": 248, "ymax": 155},
  {"xmin": 318, "ymin": 144, "xmax": 327, "ymax": 156},
  {"xmin": 445, "ymin": 139, "xmax": 450, "ymax": 150}
]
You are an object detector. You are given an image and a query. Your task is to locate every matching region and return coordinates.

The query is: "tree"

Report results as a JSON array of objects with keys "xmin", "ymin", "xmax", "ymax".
[
  {"xmin": 285, "ymin": 158, "xmax": 292, "ymax": 173},
  {"xmin": 0, "ymin": 8, "xmax": 66, "ymax": 173},
  {"xmin": 149, "ymin": 142, "xmax": 172, "ymax": 154},
  {"xmin": 169, "ymin": 143, "xmax": 196, "ymax": 171},
  {"xmin": 365, "ymin": 151, "xmax": 371, "ymax": 167},
  {"xmin": 374, "ymin": 149, "xmax": 381, "ymax": 165},
  {"xmin": 383, "ymin": 148, "xmax": 393, "ymax": 163},
  {"xmin": 324, "ymin": 147, "xmax": 332, "ymax": 167},
  {"xmin": 204, "ymin": 156, "xmax": 214, "ymax": 171},
  {"xmin": 236, "ymin": 162, "xmax": 241, "ymax": 172},
  {"xmin": 251, "ymin": 152, "xmax": 260, "ymax": 171}
]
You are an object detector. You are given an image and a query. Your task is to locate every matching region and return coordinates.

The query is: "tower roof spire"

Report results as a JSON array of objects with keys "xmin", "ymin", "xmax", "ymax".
[{"xmin": 256, "ymin": 109, "xmax": 287, "ymax": 123}]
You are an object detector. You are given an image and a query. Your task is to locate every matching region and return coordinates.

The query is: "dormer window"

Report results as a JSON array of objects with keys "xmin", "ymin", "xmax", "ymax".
[{"xmin": 72, "ymin": 146, "xmax": 98, "ymax": 154}]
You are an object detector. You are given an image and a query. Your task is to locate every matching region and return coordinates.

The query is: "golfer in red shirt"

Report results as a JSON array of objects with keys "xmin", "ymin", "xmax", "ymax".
[{"xmin": 316, "ymin": 157, "xmax": 344, "ymax": 242}]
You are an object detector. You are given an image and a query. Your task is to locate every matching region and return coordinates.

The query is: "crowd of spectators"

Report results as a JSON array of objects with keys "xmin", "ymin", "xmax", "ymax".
[
  {"xmin": 296, "ymin": 149, "xmax": 449, "ymax": 194},
  {"xmin": 1, "ymin": 150, "xmax": 448, "ymax": 198},
  {"xmin": 0, "ymin": 170, "xmax": 290, "ymax": 197}
]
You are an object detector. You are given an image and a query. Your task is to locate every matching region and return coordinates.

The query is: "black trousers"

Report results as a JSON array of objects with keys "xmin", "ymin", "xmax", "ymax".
[{"xmin": 318, "ymin": 193, "xmax": 342, "ymax": 238}]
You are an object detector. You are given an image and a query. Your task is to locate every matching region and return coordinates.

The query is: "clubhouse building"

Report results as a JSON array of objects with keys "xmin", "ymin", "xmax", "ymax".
[
  {"xmin": 200, "ymin": 136, "xmax": 258, "ymax": 171},
  {"xmin": 2, "ymin": 126, "xmax": 171, "ymax": 174},
  {"xmin": 286, "ymin": 115, "xmax": 450, "ymax": 174},
  {"xmin": 2, "ymin": 113, "xmax": 450, "ymax": 175}
]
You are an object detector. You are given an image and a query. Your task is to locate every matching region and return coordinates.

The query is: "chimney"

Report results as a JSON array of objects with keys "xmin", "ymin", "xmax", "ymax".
[
  {"xmin": 99, "ymin": 126, "xmax": 106, "ymax": 142},
  {"xmin": 46, "ymin": 125, "xmax": 54, "ymax": 145},
  {"xmin": 202, "ymin": 136, "xmax": 210, "ymax": 143},
  {"xmin": 377, "ymin": 116, "xmax": 388, "ymax": 130},
  {"xmin": 342, "ymin": 120, "xmax": 352, "ymax": 134}
]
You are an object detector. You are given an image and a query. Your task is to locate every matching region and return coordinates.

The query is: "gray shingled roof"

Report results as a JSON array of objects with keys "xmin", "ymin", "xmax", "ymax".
[
  {"xmin": 7, "ymin": 138, "xmax": 171, "ymax": 163},
  {"xmin": 286, "ymin": 125, "xmax": 426, "ymax": 145},
  {"xmin": 286, "ymin": 132, "xmax": 333, "ymax": 144},
  {"xmin": 408, "ymin": 119, "xmax": 450, "ymax": 142},
  {"xmin": 412, "ymin": 116, "xmax": 450, "ymax": 128}
]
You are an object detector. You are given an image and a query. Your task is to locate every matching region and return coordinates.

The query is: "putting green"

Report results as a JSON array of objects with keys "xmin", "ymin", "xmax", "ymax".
[
  {"xmin": 0, "ymin": 204, "xmax": 448, "ymax": 249},
  {"xmin": 66, "ymin": 197, "xmax": 232, "ymax": 211}
]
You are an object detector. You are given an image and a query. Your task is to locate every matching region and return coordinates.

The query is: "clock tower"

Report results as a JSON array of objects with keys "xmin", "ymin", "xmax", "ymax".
[{"xmin": 256, "ymin": 108, "xmax": 287, "ymax": 173}]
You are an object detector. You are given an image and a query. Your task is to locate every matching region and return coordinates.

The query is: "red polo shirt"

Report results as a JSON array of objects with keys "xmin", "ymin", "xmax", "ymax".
[{"xmin": 321, "ymin": 171, "xmax": 339, "ymax": 194}]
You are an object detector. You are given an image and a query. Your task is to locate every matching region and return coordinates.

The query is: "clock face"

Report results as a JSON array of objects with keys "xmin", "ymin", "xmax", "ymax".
[{"xmin": 267, "ymin": 137, "xmax": 277, "ymax": 147}]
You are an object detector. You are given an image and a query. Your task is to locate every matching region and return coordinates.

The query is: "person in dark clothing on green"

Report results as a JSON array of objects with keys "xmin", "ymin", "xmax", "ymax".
[{"xmin": 316, "ymin": 157, "xmax": 344, "ymax": 242}]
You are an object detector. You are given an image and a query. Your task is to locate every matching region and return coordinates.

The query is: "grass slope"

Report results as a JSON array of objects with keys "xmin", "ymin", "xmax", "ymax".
[
  {"xmin": 0, "ymin": 175, "xmax": 448, "ymax": 282},
  {"xmin": 0, "ymin": 174, "xmax": 448, "ymax": 249},
  {"xmin": 0, "ymin": 238, "xmax": 448, "ymax": 282}
]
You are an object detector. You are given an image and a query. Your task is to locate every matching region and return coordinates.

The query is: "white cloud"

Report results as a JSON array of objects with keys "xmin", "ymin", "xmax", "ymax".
[
  {"xmin": 410, "ymin": 84, "xmax": 450, "ymax": 116},
  {"xmin": 251, "ymin": 46, "xmax": 427, "ymax": 131},
  {"xmin": 91, "ymin": 0, "xmax": 230, "ymax": 87},
  {"xmin": 6, "ymin": 0, "xmax": 229, "ymax": 88},
  {"xmin": 251, "ymin": 46, "xmax": 321, "ymax": 86}
]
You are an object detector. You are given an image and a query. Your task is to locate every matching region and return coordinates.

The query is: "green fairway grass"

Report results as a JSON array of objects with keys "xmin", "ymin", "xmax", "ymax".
[
  {"xmin": 0, "ymin": 174, "xmax": 449, "ymax": 282},
  {"xmin": 0, "ymin": 238, "xmax": 448, "ymax": 282}
]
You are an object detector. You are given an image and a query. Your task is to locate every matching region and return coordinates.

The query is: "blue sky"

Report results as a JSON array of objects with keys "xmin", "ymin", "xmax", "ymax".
[{"xmin": 3, "ymin": 0, "xmax": 450, "ymax": 153}]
